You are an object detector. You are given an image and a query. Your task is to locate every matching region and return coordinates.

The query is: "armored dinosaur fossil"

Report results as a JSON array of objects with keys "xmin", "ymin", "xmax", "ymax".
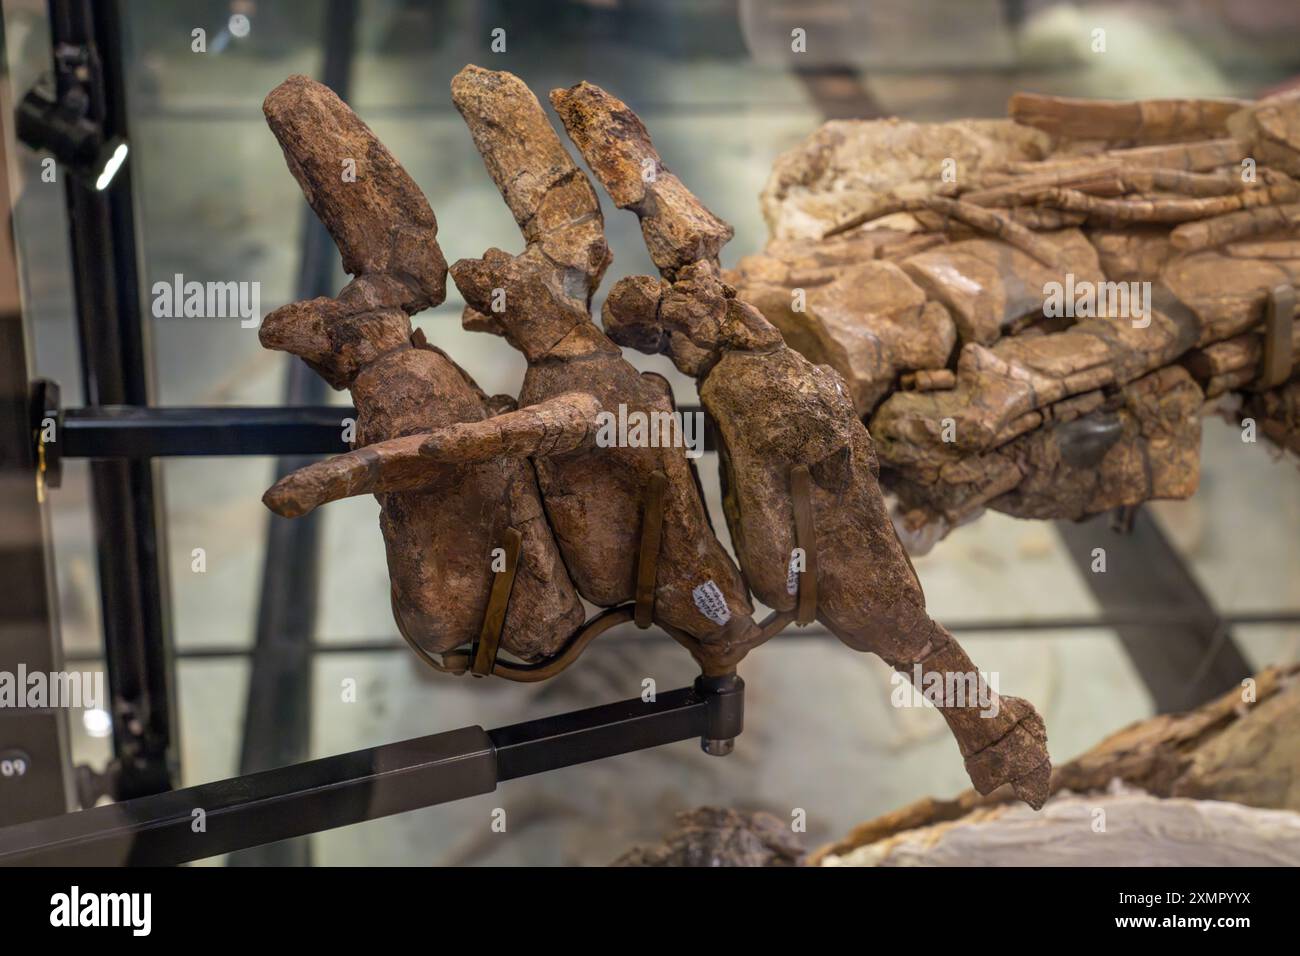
[
  {"xmin": 734, "ymin": 92, "xmax": 1300, "ymax": 549},
  {"xmin": 257, "ymin": 76, "xmax": 585, "ymax": 666},
  {"xmin": 258, "ymin": 72, "xmax": 760, "ymax": 675},
  {"xmin": 554, "ymin": 79, "xmax": 1049, "ymax": 806},
  {"xmin": 255, "ymin": 68, "xmax": 1051, "ymax": 808},
  {"xmin": 436, "ymin": 66, "xmax": 762, "ymax": 671}
]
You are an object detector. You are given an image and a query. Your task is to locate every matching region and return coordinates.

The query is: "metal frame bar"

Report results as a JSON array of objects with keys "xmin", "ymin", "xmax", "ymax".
[
  {"xmin": 58, "ymin": 405, "xmax": 354, "ymax": 459},
  {"xmin": 0, "ymin": 677, "xmax": 743, "ymax": 866},
  {"xmin": 46, "ymin": 403, "xmax": 714, "ymax": 462},
  {"xmin": 49, "ymin": 0, "xmax": 177, "ymax": 801}
]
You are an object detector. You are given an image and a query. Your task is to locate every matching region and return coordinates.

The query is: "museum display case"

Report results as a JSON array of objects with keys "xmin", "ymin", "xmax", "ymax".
[{"xmin": 0, "ymin": 0, "xmax": 1296, "ymax": 888}]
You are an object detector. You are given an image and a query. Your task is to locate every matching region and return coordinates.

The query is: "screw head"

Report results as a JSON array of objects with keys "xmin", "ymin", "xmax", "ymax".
[{"xmin": 701, "ymin": 738, "xmax": 734, "ymax": 757}]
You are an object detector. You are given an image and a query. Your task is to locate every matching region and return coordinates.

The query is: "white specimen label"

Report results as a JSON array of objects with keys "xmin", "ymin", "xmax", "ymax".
[
  {"xmin": 692, "ymin": 580, "xmax": 731, "ymax": 626},
  {"xmin": 786, "ymin": 553, "xmax": 800, "ymax": 595}
]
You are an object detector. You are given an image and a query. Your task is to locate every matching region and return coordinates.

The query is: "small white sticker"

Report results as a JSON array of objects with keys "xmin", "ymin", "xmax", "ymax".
[
  {"xmin": 692, "ymin": 580, "xmax": 731, "ymax": 626},
  {"xmin": 786, "ymin": 547, "xmax": 806, "ymax": 595}
]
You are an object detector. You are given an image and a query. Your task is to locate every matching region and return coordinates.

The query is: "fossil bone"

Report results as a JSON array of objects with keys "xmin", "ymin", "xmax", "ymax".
[
  {"xmin": 735, "ymin": 90, "xmax": 1300, "ymax": 543},
  {"xmin": 258, "ymin": 75, "xmax": 584, "ymax": 663},
  {"xmin": 446, "ymin": 65, "xmax": 761, "ymax": 671},
  {"xmin": 555, "ymin": 79, "xmax": 1051, "ymax": 807}
]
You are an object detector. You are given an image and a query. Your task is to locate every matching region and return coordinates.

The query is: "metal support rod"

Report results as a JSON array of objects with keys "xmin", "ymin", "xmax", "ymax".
[
  {"xmin": 60, "ymin": 405, "xmax": 354, "ymax": 458},
  {"xmin": 1055, "ymin": 510, "xmax": 1252, "ymax": 713},
  {"xmin": 46, "ymin": 403, "xmax": 713, "ymax": 462},
  {"xmin": 50, "ymin": 0, "xmax": 177, "ymax": 800},
  {"xmin": 0, "ymin": 679, "xmax": 743, "ymax": 867}
]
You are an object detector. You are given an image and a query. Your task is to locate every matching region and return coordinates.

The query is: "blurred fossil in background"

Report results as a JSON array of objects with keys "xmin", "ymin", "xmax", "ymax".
[
  {"xmin": 732, "ymin": 92, "xmax": 1300, "ymax": 550},
  {"xmin": 615, "ymin": 665, "xmax": 1300, "ymax": 867},
  {"xmin": 612, "ymin": 807, "xmax": 805, "ymax": 867},
  {"xmin": 812, "ymin": 663, "xmax": 1300, "ymax": 867}
]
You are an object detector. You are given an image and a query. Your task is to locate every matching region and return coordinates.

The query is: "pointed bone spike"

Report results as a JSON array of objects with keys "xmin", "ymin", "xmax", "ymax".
[
  {"xmin": 450, "ymin": 65, "xmax": 610, "ymax": 292},
  {"xmin": 262, "ymin": 75, "xmax": 446, "ymax": 309},
  {"xmin": 419, "ymin": 392, "xmax": 603, "ymax": 463},
  {"xmin": 551, "ymin": 81, "xmax": 733, "ymax": 276},
  {"xmin": 263, "ymin": 434, "xmax": 430, "ymax": 517}
]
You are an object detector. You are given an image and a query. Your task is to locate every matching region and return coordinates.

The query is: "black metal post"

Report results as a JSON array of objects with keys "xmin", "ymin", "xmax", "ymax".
[{"xmin": 50, "ymin": 0, "xmax": 177, "ymax": 800}]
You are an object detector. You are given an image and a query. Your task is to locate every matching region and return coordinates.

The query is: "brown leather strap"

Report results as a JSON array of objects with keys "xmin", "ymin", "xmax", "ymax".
[
  {"xmin": 759, "ymin": 609, "xmax": 795, "ymax": 642},
  {"xmin": 634, "ymin": 470, "xmax": 668, "ymax": 628},
  {"xmin": 492, "ymin": 605, "xmax": 636, "ymax": 683},
  {"xmin": 1259, "ymin": 284, "xmax": 1295, "ymax": 390},
  {"xmin": 790, "ymin": 464, "xmax": 819, "ymax": 626},
  {"xmin": 471, "ymin": 526, "xmax": 523, "ymax": 676},
  {"xmin": 390, "ymin": 586, "xmax": 469, "ymax": 675}
]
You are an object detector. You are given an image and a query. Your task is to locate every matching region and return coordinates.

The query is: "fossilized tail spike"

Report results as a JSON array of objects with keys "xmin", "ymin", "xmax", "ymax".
[
  {"xmin": 550, "ymin": 80, "xmax": 733, "ymax": 277},
  {"xmin": 263, "ymin": 74, "xmax": 447, "ymax": 312}
]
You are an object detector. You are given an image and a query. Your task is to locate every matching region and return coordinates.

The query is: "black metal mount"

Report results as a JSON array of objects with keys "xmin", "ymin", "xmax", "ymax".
[
  {"xmin": 0, "ymin": 676, "xmax": 744, "ymax": 866},
  {"xmin": 30, "ymin": 385, "xmax": 716, "ymax": 485},
  {"xmin": 30, "ymin": 386, "xmax": 356, "ymax": 489},
  {"xmin": 13, "ymin": 40, "xmax": 121, "ymax": 184},
  {"xmin": 26, "ymin": 0, "xmax": 181, "ymax": 804}
]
